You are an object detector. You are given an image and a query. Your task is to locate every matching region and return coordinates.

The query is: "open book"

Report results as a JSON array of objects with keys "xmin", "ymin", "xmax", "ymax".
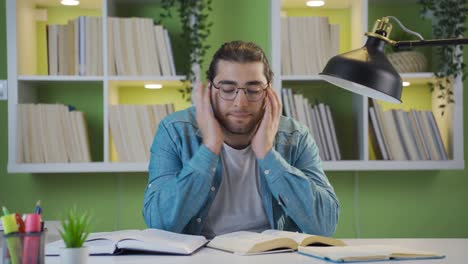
[
  {"xmin": 206, "ymin": 230, "xmax": 345, "ymax": 255},
  {"xmin": 299, "ymin": 245, "xmax": 445, "ymax": 262},
  {"xmin": 45, "ymin": 229, "xmax": 208, "ymax": 255}
]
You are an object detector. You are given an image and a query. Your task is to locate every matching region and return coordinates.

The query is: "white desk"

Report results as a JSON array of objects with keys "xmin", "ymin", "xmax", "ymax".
[{"xmin": 42, "ymin": 239, "xmax": 467, "ymax": 264}]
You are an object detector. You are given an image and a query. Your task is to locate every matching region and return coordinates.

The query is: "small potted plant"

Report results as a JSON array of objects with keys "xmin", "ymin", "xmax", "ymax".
[{"xmin": 58, "ymin": 207, "xmax": 92, "ymax": 264}]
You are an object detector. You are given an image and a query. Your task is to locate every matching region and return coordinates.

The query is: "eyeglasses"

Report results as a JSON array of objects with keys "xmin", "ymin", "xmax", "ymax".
[{"xmin": 211, "ymin": 82, "xmax": 268, "ymax": 102}]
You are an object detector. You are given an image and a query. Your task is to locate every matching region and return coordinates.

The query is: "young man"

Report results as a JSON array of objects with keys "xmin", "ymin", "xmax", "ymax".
[{"xmin": 143, "ymin": 41, "xmax": 339, "ymax": 238}]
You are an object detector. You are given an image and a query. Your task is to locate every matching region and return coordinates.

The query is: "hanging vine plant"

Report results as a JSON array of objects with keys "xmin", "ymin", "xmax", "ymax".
[
  {"xmin": 418, "ymin": 0, "xmax": 467, "ymax": 116},
  {"xmin": 159, "ymin": 0, "xmax": 213, "ymax": 102}
]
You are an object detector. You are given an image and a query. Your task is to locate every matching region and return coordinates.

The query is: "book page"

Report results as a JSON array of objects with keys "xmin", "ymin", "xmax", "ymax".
[
  {"xmin": 261, "ymin": 229, "xmax": 345, "ymax": 246},
  {"xmin": 207, "ymin": 231, "xmax": 297, "ymax": 254},
  {"xmin": 116, "ymin": 229, "xmax": 207, "ymax": 255}
]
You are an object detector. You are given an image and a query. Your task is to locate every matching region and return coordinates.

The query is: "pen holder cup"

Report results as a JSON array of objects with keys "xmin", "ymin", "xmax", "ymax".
[{"xmin": 2, "ymin": 230, "xmax": 46, "ymax": 264}]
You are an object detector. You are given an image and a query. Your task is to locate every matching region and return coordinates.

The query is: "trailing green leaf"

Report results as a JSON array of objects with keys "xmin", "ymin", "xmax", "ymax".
[{"xmin": 160, "ymin": 0, "xmax": 213, "ymax": 102}]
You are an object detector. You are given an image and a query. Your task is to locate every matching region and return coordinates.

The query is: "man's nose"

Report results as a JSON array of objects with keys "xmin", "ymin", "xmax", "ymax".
[{"xmin": 233, "ymin": 89, "xmax": 249, "ymax": 106}]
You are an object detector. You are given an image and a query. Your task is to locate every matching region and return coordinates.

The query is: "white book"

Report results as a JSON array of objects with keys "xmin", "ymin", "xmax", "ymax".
[
  {"xmin": 143, "ymin": 18, "xmax": 161, "ymax": 76},
  {"xmin": 382, "ymin": 110, "xmax": 407, "ymax": 160},
  {"xmin": 109, "ymin": 106, "xmax": 126, "ymax": 162},
  {"xmin": 16, "ymin": 104, "xmax": 25, "ymax": 163},
  {"xmin": 133, "ymin": 18, "xmax": 147, "ymax": 75},
  {"xmin": 293, "ymin": 94, "xmax": 307, "ymax": 126},
  {"xmin": 418, "ymin": 110, "xmax": 441, "ymax": 160},
  {"xmin": 394, "ymin": 110, "xmax": 419, "ymax": 160},
  {"xmin": 280, "ymin": 17, "xmax": 291, "ymax": 75},
  {"xmin": 164, "ymin": 29, "xmax": 176, "ymax": 75},
  {"xmin": 326, "ymin": 105, "xmax": 341, "ymax": 160},
  {"xmin": 318, "ymin": 103, "xmax": 336, "ymax": 160},
  {"xmin": 78, "ymin": 16, "xmax": 86, "ymax": 76},
  {"xmin": 154, "ymin": 25, "xmax": 171, "ymax": 76},
  {"xmin": 402, "ymin": 110, "xmax": 424, "ymax": 160},
  {"xmin": 47, "ymin": 24, "xmax": 58, "ymax": 75},
  {"xmin": 286, "ymin": 88, "xmax": 297, "ymax": 120},
  {"xmin": 372, "ymin": 100, "xmax": 392, "ymax": 160},
  {"xmin": 313, "ymin": 105, "xmax": 330, "ymax": 161},
  {"xmin": 308, "ymin": 105, "xmax": 324, "ymax": 160},
  {"xmin": 369, "ymin": 107, "xmax": 388, "ymax": 160},
  {"xmin": 46, "ymin": 229, "xmax": 207, "ymax": 256},
  {"xmin": 410, "ymin": 110, "xmax": 430, "ymax": 160},
  {"xmin": 281, "ymin": 89, "xmax": 291, "ymax": 117},
  {"xmin": 329, "ymin": 24, "xmax": 340, "ymax": 57},
  {"xmin": 426, "ymin": 111, "xmax": 448, "ymax": 160}
]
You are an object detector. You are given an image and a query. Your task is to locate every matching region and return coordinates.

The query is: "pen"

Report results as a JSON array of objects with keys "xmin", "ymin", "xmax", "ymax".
[
  {"xmin": 34, "ymin": 200, "xmax": 41, "ymax": 215},
  {"xmin": 1, "ymin": 207, "xmax": 22, "ymax": 264}
]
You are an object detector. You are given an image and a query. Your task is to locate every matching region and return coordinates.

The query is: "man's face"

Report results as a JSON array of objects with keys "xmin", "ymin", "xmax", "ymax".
[{"xmin": 210, "ymin": 60, "xmax": 268, "ymax": 135}]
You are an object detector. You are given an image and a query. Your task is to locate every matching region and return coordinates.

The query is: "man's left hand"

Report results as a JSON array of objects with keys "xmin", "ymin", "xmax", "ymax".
[{"xmin": 251, "ymin": 88, "xmax": 282, "ymax": 159}]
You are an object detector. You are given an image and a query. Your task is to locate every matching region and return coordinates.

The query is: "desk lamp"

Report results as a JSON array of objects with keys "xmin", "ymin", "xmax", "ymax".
[{"xmin": 319, "ymin": 16, "xmax": 468, "ymax": 103}]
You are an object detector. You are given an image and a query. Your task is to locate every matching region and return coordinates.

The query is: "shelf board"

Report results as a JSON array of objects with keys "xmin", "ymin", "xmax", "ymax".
[
  {"xmin": 18, "ymin": 75, "xmax": 104, "ymax": 81},
  {"xmin": 322, "ymin": 160, "xmax": 464, "ymax": 171},
  {"xmin": 108, "ymin": 76, "xmax": 186, "ymax": 81},
  {"xmin": 281, "ymin": 75, "xmax": 323, "ymax": 81},
  {"xmin": 8, "ymin": 160, "xmax": 464, "ymax": 173},
  {"xmin": 8, "ymin": 162, "xmax": 148, "ymax": 173}
]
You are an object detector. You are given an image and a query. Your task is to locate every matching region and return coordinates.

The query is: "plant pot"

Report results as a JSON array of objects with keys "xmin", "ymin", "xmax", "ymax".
[{"xmin": 60, "ymin": 247, "xmax": 89, "ymax": 264}]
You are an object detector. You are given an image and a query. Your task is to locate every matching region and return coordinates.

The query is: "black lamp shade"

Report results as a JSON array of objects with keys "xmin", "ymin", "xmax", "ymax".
[{"xmin": 319, "ymin": 36, "xmax": 402, "ymax": 103}]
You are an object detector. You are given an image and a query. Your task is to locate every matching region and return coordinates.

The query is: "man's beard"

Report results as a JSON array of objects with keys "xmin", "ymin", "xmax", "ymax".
[{"xmin": 215, "ymin": 110, "xmax": 263, "ymax": 135}]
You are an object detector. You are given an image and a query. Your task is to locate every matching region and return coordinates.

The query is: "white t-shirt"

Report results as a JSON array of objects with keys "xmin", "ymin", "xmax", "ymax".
[{"xmin": 201, "ymin": 143, "xmax": 270, "ymax": 238}]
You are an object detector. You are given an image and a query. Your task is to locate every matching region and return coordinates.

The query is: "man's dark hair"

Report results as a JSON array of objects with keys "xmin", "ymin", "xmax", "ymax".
[{"xmin": 206, "ymin": 41, "xmax": 274, "ymax": 84}]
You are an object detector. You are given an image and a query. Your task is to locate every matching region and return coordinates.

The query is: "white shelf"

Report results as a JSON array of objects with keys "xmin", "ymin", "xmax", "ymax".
[
  {"xmin": 7, "ymin": 162, "xmax": 148, "ymax": 173},
  {"xmin": 108, "ymin": 75, "xmax": 186, "ymax": 81},
  {"xmin": 8, "ymin": 160, "xmax": 463, "ymax": 173},
  {"xmin": 281, "ymin": 75, "xmax": 324, "ymax": 81},
  {"xmin": 18, "ymin": 76, "xmax": 104, "ymax": 81},
  {"xmin": 322, "ymin": 160, "xmax": 464, "ymax": 171}
]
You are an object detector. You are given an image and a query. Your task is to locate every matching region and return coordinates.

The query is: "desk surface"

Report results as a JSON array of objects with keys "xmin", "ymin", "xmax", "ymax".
[{"xmin": 42, "ymin": 238, "xmax": 467, "ymax": 264}]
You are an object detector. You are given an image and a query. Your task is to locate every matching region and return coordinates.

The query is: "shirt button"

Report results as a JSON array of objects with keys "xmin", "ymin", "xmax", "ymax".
[
  {"xmin": 148, "ymin": 183, "xmax": 152, "ymax": 188},
  {"xmin": 264, "ymin": 170, "xmax": 270, "ymax": 175},
  {"xmin": 212, "ymin": 167, "xmax": 216, "ymax": 172},
  {"xmin": 196, "ymin": 218, "xmax": 202, "ymax": 223},
  {"xmin": 211, "ymin": 186, "xmax": 216, "ymax": 192}
]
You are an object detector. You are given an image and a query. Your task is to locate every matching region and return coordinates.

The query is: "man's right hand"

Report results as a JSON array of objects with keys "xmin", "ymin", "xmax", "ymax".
[{"xmin": 194, "ymin": 82, "xmax": 224, "ymax": 155}]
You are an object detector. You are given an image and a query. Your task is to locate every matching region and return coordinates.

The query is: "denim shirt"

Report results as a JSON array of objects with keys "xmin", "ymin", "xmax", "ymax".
[{"xmin": 143, "ymin": 106, "xmax": 339, "ymax": 236}]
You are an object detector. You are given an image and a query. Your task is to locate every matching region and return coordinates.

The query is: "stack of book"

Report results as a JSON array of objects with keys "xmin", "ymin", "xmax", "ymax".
[
  {"xmin": 109, "ymin": 104, "xmax": 175, "ymax": 162},
  {"xmin": 281, "ymin": 16, "xmax": 340, "ymax": 75},
  {"xmin": 282, "ymin": 88, "xmax": 341, "ymax": 161},
  {"xmin": 16, "ymin": 104, "xmax": 91, "ymax": 163},
  {"xmin": 47, "ymin": 16, "xmax": 103, "ymax": 76},
  {"xmin": 369, "ymin": 99, "xmax": 448, "ymax": 160},
  {"xmin": 108, "ymin": 17, "xmax": 176, "ymax": 76}
]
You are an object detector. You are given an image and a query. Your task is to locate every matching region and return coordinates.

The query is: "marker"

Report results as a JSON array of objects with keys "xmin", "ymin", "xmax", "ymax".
[
  {"xmin": 34, "ymin": 200, "xmax": 42, "ymax": 215},
  {"xmin": 1, "ymin": 208, "xmax": 22, "ymax": 264}
]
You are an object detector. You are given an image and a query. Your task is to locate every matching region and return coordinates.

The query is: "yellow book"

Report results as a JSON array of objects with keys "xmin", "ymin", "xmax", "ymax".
[{"xmin": 207, "ymin": 230, "xmax": 345, "ymax": 255}]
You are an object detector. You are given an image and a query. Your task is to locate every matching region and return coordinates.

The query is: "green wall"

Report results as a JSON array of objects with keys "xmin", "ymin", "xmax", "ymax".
[{"xmin": 1, "ymin": 0, "xmax": 467, "ymax": 238}]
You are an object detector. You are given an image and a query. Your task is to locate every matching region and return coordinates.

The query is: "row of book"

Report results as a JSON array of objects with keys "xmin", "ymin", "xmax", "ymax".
[
  {"xmin": 46, "ymin": 16, "xmax": 176, "ymax": 76},
  {"xmin": 108, "ymin": 17, "xmax": 176, "ymax": 76},
  {"xmin": 369, "ymin": 100, "xmax": 448, "ymax": 160},
  {"xmin": 281, "ymin": 16, "xmax": 340, "ymax": 75},
  {"xmin": 16, "ymin": 104, "xmax": 91, "ymax": 163},
  {"xmin": 109, "ymin": 104, "xmax": 175, "ymax": 162},
  {"xmin": 47, "ymin": 16, "xmax": 103, "ymax": 76},
  {"xmin": 281, "ymin": 88, "xmax": 341, "ymax": 161}
]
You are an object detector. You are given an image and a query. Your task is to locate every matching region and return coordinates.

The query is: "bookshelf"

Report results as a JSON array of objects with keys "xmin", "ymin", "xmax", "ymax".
[
  {"xmin": 270, "ymin": 0, "xmax": 464, "ymax": 170},
  {"xmin": 6, "ymin": 0, "xmax": 190, "ymax": 173}
]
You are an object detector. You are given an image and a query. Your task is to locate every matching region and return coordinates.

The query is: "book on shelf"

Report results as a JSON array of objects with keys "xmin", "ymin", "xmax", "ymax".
[
  {"xmin": 369, "ymin": 100, "xmax": 449, "ymax": 161},
  {"xmin": 281, "ymin": 88, "xmax": 341, "ymax": 161},
  {"xmin": 16, "ymin": 104, "xmax": 91, "ymax": 163},
  {"xmin": 206, "ymin": 230, "xmax": 345, "ymax": 255},
  {"xmin": 45, "ymin": 228, "xmax": 207, "ymax": 256},
  {"xmin": 109, "ymin": 104, "xmax": 175, "ymax": 162},
  {"xmin": 298, "ymin": 244, "xmax": 444, "ymax": 263},
  {"xmin": 281, "ymin": 16, "xmax": 339, "ymax": 75}
]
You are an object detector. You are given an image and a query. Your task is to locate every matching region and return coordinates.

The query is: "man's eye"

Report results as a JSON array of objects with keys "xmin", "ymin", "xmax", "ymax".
[{"xmin": 221, "ymin": 86, "xmax": 237, "ymax": 93}]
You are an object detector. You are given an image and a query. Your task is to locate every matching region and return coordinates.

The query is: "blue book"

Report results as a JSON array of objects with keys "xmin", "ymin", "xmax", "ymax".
[{"xmin": 298, "ymin": 244, "xmax": 445, "ymax": 263}]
